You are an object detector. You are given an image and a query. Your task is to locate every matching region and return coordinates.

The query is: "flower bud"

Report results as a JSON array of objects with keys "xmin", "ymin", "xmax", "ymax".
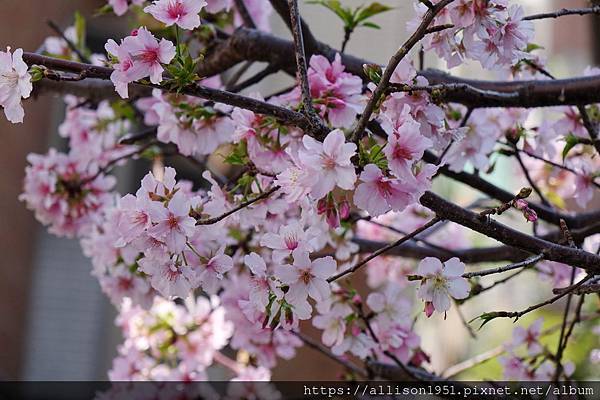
[
  {"xmin": 338, "ymin": 200, "xmax": 350, "ymax": 220},
  {"xmin": 424, "ymin": 301, "xmax": 434, "ymax": 318},
  {"xmin": 522, "ymin": 207, "xmax": 538, "ymax": 222}
]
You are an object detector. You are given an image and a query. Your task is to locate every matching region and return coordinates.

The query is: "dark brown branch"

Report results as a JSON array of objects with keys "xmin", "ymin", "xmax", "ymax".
[
  {"xmin": 22, "ymin": 52, "xmax": 324, "ymax": 136},
  {"xmin": 423, "ymin": 150, "xmax": 600, "ymax": 229},
  {"xmin": 29, "ymin": 27, "xmax": 600, "ymax": 110},
  {"xmin": 419, "ymin": 191, "xmax": 600, "ymax": 274},
  {"xmin": 286, "ymin": 0, "xmax": 327, "ymax": 137}
]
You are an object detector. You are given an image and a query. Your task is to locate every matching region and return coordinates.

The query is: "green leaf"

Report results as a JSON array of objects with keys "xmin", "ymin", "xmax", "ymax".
[
  {"xmin": 562, "ymin": 133, "xmax": 580, "ymax": 161},
  {"xmin": 74, "ymin": 11, "xmax": 86, "ymax": 50},
  {"xmin": 360, "ymin": 21, "xmax": 381, "ymax": 29},
  {"xmin": 355, "ymin": 2, "xmax": 392, "ymax": 23},
  {"xmin": 224, "ymin": 141, "xmax": 249, "ymax": 166}
]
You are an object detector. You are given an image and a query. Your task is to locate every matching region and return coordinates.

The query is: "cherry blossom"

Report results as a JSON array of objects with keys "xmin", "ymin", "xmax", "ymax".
[
  {"xmin": 0, "ymin": 47, "xmax": 32, "ymax": 123},
  {"xmin": 146, "ymin": 190, "xmax": 196, "ymax": 253},
  {"xmin": 416, "ymin": 257, "xmax": 470, "ymax": 315},
  {"xmin": 509, "ymin": 318, "xmax": 543, "ymax": 356},
  {"xmin": 381, "ymin": 113, "xmax": 432, "ymax": 180},
  {"xmin": 298, "ymin": 129, "xmax": 357, "ymax": 199},
  {"xmin": 144, "ymin": 0, "xmax": 207, "ymax": 30},
  {"xmin": 105, "ymin": 28, "xmax": 176, "ymax": 98},
  {"xmin": 353, "ymin": 164, "xmax": 416, "ymax": 216},
  {"xmin": 275, "ymin": 249, "xmax": 336, "ymax": 304}
]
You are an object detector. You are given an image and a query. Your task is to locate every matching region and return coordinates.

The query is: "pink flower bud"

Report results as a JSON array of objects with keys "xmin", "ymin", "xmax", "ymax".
[
  {"xmin": 351, "ymin": 294, "xmax": 362, "ymax": 305},
  {"xmin": 316, "ymin": 198, "xmax": 328, "ymax": 215},
  {"xmin": 523, "ymin": 207, "xmax": 538, "ymax": 222},
  {"xmin": 424, "ymin": 301, "xmax": 434, "ymax": 318},
  {"xmin": 351, "ymin": 324, "xmax": 361, "ymax": 336},
  {"xmin": 338, "ymin": 200, "xmax": 350, "ymax": 220},
  {"xmin": 326, "ymin": 208, "xmax": 340, "ymax": 229},
  {"xmin": 514, "ymin": 199, "xmax": 528, "ymax": 210},
  {"xmin": 410, "ymin": 349, "xmax": 430, "ymax": 367}
]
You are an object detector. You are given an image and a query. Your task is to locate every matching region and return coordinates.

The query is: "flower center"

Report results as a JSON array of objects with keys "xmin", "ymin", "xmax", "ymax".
[
  {"xmin": 321, "ymin": 155, "xmax": 337, "ymax": 170},
  {"xmin": 300, "ymin": 270, "xmax": 312, "ymax": 284},
  {"xmin": 167, "ymin": 0, "xmax": 186, "ymax": 19},
  {"xmin": 168, "ymin": 214, "xmax": 179, "ymax": 229},
  {"xmin": 393, "ymin": 144, "xmax": 413, "ymax": 160}
]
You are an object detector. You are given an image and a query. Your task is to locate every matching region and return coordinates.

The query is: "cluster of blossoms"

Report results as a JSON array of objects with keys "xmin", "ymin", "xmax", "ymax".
[
  {"xmin": 6, "ymin": 0, "xmax": 600, "ymax": 384},
  {"xmin": 109, "ymin": 296, "xmax": 236, "ymax": 381},
  {"xmin": 499, "ymin": 318, "xmax": 575, "ymax": 381},
  {"xmin": 417, "ymin": 0, "xmax": 534, "ymax": 70}
]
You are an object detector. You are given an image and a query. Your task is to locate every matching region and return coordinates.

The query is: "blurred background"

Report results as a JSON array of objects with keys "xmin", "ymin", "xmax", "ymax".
[{"xmin": 0, "ymin": 0, "xmax": 598, "ymax": 381}]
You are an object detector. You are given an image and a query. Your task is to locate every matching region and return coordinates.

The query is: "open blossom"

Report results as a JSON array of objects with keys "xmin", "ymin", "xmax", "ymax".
[
  {"xmin": 416, "ymin": 257, "xmax": 470, "ymax": 315},
  {"xmin": 353, "ymin": 164, "xmax": 416, "ymax": 217},
  {"xmin": 0, "ymin": 47, "xmax": 32, "ymax": 123},
  {"xmin": 144, "ymin": 0, "xmax": 207, "ymax": 30},
  {"xmin": 147, "ymin": 190, "xmax": 196, "ymax": 253},
  {"xmin": 307, "ymin": 54, "xmax": 364, "ymax": 128},
  {"xmin": 509, "ymin": 318, "xmax": 543, "ymax": 356},
  {"xmin": 194, "ymin": 247, "xmax": 234, "ymax": 294},
  {"xmin": 275, "ymin": 249, "xmax": 336, "ymax": 304},
  {"xmin": 105, "ymin": 27, "xmax": 176, "ymax": 98},
  {"xmin": 153, "ymin": 97, "xmax": 234, "ymax": 156},
  {"xmin": 260, "ymin": 221, "xmax": 316, "ymax": 262},
  {"xmin": 138, "ymin": 253, "xmax": 196, "ymax": 298},
  {"xmin": 312, "ymin": 303, "xmax": 352, "ymax": 347},
  {"xmin": 382, "ymin": 114, "xmax": 432, "ymax": 179},
  {"xmin": 298, "ymin": 129, "xmax": 357, "ymax": 199}
]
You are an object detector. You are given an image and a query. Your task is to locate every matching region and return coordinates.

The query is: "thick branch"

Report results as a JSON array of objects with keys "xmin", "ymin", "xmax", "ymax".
[{"xmin": 419, "ymin": 191, "xmax": 600, "ymax": 274}]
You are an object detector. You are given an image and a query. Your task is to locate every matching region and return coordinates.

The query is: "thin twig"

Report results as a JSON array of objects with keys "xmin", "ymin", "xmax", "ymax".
[
  {"xmin": 462, "ymin": 254, "xmax": 544, "ymax": 278},
  {"xmin": 46, "ymin": 20, "xmax": 90, "ymax": 63},
  {"xmin": 327, "ymin": 217, "xmax": 442, "ymax": 282},
  {"xmin": 478, "ymin": 274, "xmax": 593, "ymax": 322},
  {"xmin": 350, "ymin": 0, "xmax": 456, "ymax": 143},
  {"xmin": 523, "ymin": 6, "xmax": 600, "ymax": 21},
  {"xmin": 195, "ymin": 186, "xmax": 280, "ymax": 225},
  {"xmin": 288, "ymin": 0, "xmax": 319, "ymax": 121}
]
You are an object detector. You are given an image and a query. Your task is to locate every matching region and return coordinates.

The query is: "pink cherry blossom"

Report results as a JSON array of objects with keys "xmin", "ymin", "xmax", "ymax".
[
  {"xmin": 105, "ymin": 28, "xmax": 175, "ymax": 98},
  {"xmin": 146, "ymin": 190, "xmax": 196, "ymax": 253},
  {"xmin": 194, "ymin": 247, "xmax": 234, "ymax": 294},
  {"xmin": 416, "ymin": 257, "xmax": 470, "ymax": 315},
  {"xmin": 275, "ymin": 249, "xmax": 336, "ymax": 304},
  {"xmin": 510, "ymin": 318, "xmax": 543, "ymax": 356},
  {"xmin": 0, "ymin": 47, "xmax": 32, "ymax": 123},
  {"xmin": 260, "ymin": 221, "xmax": 316, "ymax": 262},
  {"xmin": 381, "ymin": 114, "xmax": 432, "ymax": 179},
  {"xmin": 312, "ymin": 303, "xmax": 352, "ymax": 347},
  {"xmin": 353, "ymin": 164, "xmax": 416, "ymax": 217},
  {"xmin": 303, "ymin": 53, "xmax": 364, "ymax": 128},
  {"xmin": 144, "ymin": 0, "xmax": 207, "ymax": 30},
  {"xmin": 298, "ymin": 129, "xmax": 357, "ymax": 199},
  {"xmin": 138, "ymin": 253, "xmax": 196, "ymax": 298}
]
